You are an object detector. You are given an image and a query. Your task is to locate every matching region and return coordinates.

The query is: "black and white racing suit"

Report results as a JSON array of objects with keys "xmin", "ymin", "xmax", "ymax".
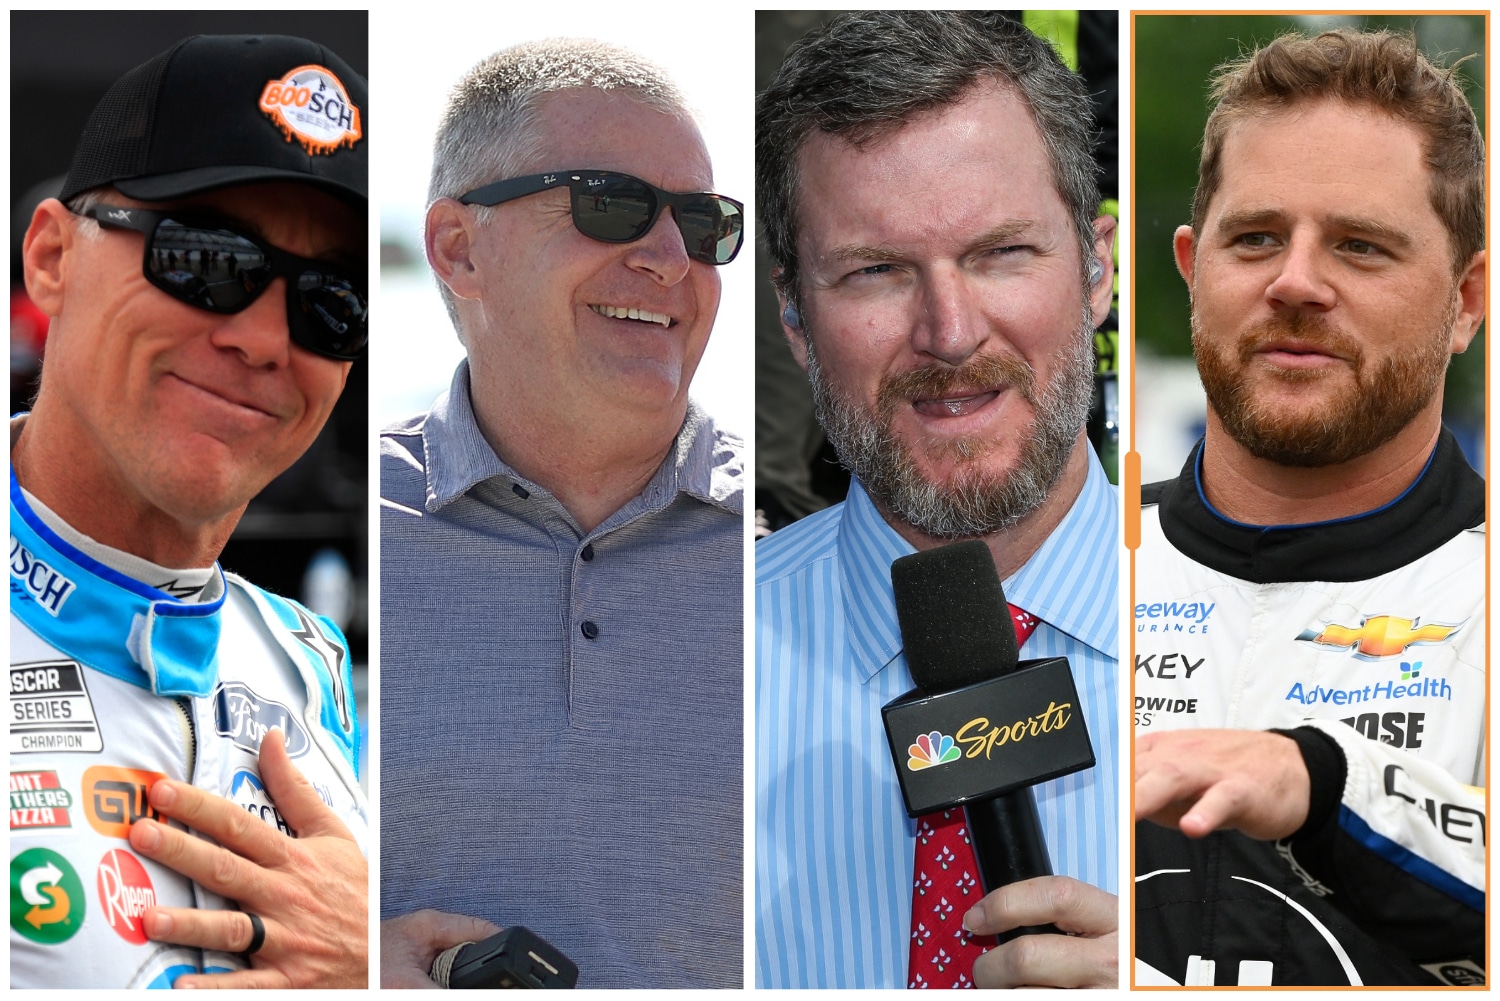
[
  {"xmin": 9, "ymin": 470, "xmax": 368, "ymax": 988},
  {"xmin": 1134, "ymin": 429, "xmax": 1484, "ymax": 987}
]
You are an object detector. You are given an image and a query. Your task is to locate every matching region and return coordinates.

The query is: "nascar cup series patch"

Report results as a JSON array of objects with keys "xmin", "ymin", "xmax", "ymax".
[{"xmin": 259, "ymin": 64, "xmax": 362, "ymax": 155}]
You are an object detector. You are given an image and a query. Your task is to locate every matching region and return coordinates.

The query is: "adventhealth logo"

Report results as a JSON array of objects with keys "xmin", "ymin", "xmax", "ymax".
[
  {"xmin": 907, "ymin": 731, "xmax": 961, "ymax": 771},
  {"xmin": 1295, "ymin": 614, "xmax": 1463, "ymax": 660}
]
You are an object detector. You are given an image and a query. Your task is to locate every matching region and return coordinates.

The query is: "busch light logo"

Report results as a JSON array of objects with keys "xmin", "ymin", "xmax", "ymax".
[
  {"xmin": 213, "ymin": 683, "xmax": 310, "ymax": 758},
  {"xmin": 228, "ymin": 769, "xmax": 293, "ymax": 837},
  {"xmin": 10, "ymin": 536, "xmax": 75, "ymax": 616}
]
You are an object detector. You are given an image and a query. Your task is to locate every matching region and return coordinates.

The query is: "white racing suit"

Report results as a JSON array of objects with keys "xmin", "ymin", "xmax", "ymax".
[
  {"xmin": 9, "ymin": 471, "xmax": 368, "ymax": 988},
  {"xmin": 1134, "ymin": 430, "xmax": 1484, "ymax": 987}
]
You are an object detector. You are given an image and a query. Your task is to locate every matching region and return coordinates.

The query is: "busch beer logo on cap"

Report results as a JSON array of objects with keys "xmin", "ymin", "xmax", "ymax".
[{"xmin": 260, "ymin": 64, "xmax": 362, "ymax": 155}]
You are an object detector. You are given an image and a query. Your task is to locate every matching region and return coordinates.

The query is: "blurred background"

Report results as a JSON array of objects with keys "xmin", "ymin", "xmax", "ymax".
[
  {"xmin": 372, "ymin": 11, "xmax": 754, "ymax": 434},
  {"xmin": 1133, "ymin": 13, "xmax": 1486, "ymax": 482},
  {"xmin": 11, "ymin": 11, "xmax": 370, "ymax": 784}
]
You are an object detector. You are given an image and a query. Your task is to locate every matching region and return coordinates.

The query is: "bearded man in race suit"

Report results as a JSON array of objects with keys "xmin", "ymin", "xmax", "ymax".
[
  {"xmin": 1133, "ymin": 29, "xmax": 1485, "ymax": 987},
  {"xmin": 10, "ymin": 34, "xmax": 369, "ymax": 988}
]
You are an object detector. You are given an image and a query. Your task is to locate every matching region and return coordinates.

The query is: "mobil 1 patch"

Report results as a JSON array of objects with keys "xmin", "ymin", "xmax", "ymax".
[{"xmin": 11, "ymin": 661, "xmax": 102, "ymax": 754}]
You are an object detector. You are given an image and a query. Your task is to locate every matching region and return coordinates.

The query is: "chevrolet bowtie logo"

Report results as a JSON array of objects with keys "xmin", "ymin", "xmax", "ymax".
[{"xmin": 1296, "ymin": 615, "xmax": 1463, "ymax": 659}]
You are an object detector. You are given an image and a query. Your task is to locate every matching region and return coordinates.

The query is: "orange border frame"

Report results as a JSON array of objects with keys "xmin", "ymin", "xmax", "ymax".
[{"xmin": 1127, "ymin": 9, "xmax": 1490, "ymax": 990}]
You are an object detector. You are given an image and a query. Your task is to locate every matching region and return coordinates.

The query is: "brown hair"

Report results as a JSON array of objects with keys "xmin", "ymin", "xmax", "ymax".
[
  {"xmin": 1191, "ymin": 29, "xmax": 1483, "ymax": 273},
  {"xmin": 757, "ymin": 12, "xmax": 1101, "ymax": 310}
]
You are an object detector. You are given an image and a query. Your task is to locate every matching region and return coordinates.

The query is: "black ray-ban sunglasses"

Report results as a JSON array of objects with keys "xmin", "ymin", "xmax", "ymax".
[
  {"xmin": 77, "ymin": 204, "xmax": 368, "ymax": 361},
  {"xmin": 458, "ymin": 170, "xmax": 745, "ymax": 266}
]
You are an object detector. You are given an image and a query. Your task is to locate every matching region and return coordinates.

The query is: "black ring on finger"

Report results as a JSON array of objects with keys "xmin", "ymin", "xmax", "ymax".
[{"xmin": 243, "ymin": 911, "xmax": 267, "ymax": 956}]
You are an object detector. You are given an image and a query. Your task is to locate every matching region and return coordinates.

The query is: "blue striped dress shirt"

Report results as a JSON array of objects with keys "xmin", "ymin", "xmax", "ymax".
[{"xmin": 755, "ymin": 454, "xmax": 1119, "ymax": 988}]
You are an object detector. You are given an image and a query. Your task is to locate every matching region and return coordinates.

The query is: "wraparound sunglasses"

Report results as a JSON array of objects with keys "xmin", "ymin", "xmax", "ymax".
[
  {"xmin": 458, "ymin": 169, "xmax": 744, "ymax": 266},
  {"xmin": 78, "ymin": 204, "xmax": 368, "ymax": 361}
]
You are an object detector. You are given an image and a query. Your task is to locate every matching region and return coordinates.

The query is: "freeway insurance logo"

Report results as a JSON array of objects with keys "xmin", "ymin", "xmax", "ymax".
[{"xmin": 11, "ymin": 846, "xmax": 85, "ymax": 944}]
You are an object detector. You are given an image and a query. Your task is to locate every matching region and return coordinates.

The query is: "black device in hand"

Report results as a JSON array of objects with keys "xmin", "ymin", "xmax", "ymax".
[{"xmin": 443, "ymin": 926, "xmax": 579, "ymax": 989}]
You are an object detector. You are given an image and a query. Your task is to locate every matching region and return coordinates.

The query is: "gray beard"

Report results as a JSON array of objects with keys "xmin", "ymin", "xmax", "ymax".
[{"xmin": 805, "ymin": 308, "xmax": 1096, "ymax": 539}]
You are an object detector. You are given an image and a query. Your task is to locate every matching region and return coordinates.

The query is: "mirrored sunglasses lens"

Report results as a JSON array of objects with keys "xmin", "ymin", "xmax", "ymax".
[
  {"xmin": 296, "ymin": 272, "xmax": 368, "ymax": 358},
  {"xmin": 573, "ymin": 175, "xmax": 655, "ymax": 241},
  {"xmin": 677, "ymin": 197, "xmax": 744, "ymax": 265},
  {"xmin": 147, "ymin": 220, "xmax": 269, "ymax": 310}
]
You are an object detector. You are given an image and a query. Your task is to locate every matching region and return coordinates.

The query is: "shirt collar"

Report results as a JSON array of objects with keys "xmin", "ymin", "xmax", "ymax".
[
  {"xmin": 837, "ymin": 450, "xmax": 1118, "ymax": 682},
  {"xmin": 419, "ymin": 360, "xmax": 742, "ymax": 519},
  {"xmin": 1156, "ymin": 427, "xmax": 1483, "ymax": 583},
  {"xmin": 10, "ymin": 466, "xmax": 226, "ymax": 697}
]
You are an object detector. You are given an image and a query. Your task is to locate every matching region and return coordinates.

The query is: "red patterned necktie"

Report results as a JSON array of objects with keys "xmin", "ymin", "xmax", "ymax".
[{"xmin": 907, "ymin": 604, "xmax": 1038, "ymax": 989}]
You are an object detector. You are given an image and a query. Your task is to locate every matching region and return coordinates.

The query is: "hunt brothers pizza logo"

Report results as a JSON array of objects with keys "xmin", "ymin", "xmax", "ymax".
[{"xmin": 10, "ymin": 771, "xmax": 72, "ymax": 832}]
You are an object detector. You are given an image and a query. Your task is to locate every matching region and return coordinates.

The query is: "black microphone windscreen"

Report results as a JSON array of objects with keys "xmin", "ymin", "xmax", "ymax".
[{"xmin": 891, "ymin": 540, "xmax": 1020, "ymax": 692}]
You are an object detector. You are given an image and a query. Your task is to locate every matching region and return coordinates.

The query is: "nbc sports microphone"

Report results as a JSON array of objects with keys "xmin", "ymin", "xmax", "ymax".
[{"xmin": 881, "ymin": 540, "xmax": 1095, "ymax": 942}]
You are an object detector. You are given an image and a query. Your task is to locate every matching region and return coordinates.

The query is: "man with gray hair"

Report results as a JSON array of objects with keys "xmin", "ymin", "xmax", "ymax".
[
  {"xmin": 378, "ymin": 39, "xmax": 745, "ymax": 988},
  {"xmin": 756, "ymin": 12, "xmax": 1118, "ymax": 988}
]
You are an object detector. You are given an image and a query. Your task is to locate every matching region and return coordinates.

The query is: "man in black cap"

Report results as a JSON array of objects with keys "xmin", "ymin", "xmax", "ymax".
[{"xmin": 10, "ymin": 34, "xmax": 368, "ymax": 988}]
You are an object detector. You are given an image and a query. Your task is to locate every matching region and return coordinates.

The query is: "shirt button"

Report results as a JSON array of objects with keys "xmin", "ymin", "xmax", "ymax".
[
  {"xmin": 580, "ymin": 621, "xmax": 599, "ymax": 640},
  {"xmin": 511, "ymin": 483, "xmax": 530, "ymax": 499},
  {"xmin": 580, "ymin": 544, "xmax": 595, "ymax": 562}
]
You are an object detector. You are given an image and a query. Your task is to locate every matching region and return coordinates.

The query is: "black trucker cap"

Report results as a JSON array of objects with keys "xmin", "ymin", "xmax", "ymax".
[{"xmin": 59, "ymin": 34, "xmax": 366, "ymax": 206}]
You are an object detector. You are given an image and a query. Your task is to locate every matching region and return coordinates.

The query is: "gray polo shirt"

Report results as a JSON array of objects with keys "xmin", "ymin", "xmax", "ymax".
[{"xmin": 378, "ymin": 362, "xmax": 744, "ymax": 988}]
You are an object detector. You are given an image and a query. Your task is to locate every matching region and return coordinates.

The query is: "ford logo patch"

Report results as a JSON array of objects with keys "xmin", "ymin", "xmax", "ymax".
[{"xmin": 213, "ymin": 682, "xmax": 311, "ymax": 758}]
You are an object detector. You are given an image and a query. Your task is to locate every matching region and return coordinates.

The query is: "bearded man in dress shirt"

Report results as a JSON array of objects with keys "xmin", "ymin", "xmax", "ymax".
[{"xmin": 756, "ymin": 11, "xmax": 1119, "ymax": 989}]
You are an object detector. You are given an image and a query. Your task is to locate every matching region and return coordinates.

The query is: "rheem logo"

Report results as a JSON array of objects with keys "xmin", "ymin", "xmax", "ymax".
[{"xmin": 96, "ymin": 850, "xmax": 156, "ymax": 944}]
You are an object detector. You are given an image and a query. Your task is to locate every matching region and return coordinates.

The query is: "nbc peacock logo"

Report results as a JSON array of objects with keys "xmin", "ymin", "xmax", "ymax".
[{"xmin": 907, "ymin": 731, "xmax": 961, "ymax": 771}]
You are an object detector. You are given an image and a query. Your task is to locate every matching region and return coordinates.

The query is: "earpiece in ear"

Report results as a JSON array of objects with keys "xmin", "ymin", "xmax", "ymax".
[
  {"xmin": 1087, "ymin": 257, "xmax": 1104, "ymax": 287},
  {"xmin": 782, "ymin": 302, "xmax": 802, "ymax": 330}
]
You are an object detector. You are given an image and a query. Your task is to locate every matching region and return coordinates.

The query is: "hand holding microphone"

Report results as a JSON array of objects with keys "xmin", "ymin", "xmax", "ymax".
[{"xmin": 883, "ymin": 541, "xmax": 1117, "ymax": 988}]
